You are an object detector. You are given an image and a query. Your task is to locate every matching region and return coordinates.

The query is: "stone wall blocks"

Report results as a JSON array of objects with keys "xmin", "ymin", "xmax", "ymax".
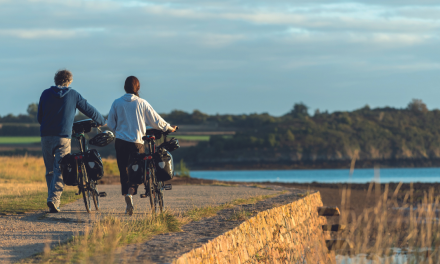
[{"xmin": 174, "ymin": 192, "xmax": 329, "ymax": 264}]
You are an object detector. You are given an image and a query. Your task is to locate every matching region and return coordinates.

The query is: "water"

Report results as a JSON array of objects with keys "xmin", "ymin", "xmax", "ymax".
[{"xmin": 191, "ymin": 167, "xmax": 440, "ymax": 183}]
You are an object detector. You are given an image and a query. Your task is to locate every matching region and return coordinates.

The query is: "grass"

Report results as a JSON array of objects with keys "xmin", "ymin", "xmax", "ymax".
[
  {"xmin": 185, "ymin": 192, "xmax": 284, "ymax": 221},
  {"xmin": 175, "ymin": 135, "xmax": 210, "ymax": 141},
  {"xmin": 227, "ymin": 209, "xmax": 253, "ymax": 221},
  {"xmin": 0, "ymin": 156, "xmax": 47, "ymax": 183},
  {"xmin": 323, "ymin": 182, "xmax": 440, "ymax": 264},
  {"xmin": 0, "ymin": 156, "xmax": 118, "ymax": 214},
  {"xmin": 0, "ymin": 156, "xmax": 118, "ymax": 184},
  {"xmin": 175, "ymin": 135, "xmax": 233, "ymax": 141},
  {"xmin": 0, "ymin": 136, "xmax": 41, "ymax": 144},
  {"xmin": 0, "ymin": 188, "xmax": 78, "ymax": 214}
]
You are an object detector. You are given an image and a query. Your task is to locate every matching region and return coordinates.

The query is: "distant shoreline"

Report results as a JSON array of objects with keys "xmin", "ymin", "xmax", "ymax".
[{"xmin": 186, "ymin": 158, "xmax": 440, "ymax": 170}]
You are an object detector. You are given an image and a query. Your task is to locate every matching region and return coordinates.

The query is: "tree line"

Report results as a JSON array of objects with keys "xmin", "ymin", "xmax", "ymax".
[
  {"xmin": 2, "ymin": 100, "xmax": 440, "ymax": 163},
  {"xmin": 174, "ymin": 99, "xmax": 440, "ymax": 162}
]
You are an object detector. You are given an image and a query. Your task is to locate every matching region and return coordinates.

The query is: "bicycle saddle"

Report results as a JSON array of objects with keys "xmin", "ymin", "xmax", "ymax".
[
  {"xmin": 144, "ymin": 129, "xmax": 164, "ymax": 140},
  {"xmin": 72, "ymin": 119, "xmax": 96, "ymax": 134}
]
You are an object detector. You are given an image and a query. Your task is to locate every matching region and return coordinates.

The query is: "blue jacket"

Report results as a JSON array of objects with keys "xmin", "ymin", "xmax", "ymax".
[{"xmin": 38, "ymin": 86, "xmax": 106, "ymax": 138}]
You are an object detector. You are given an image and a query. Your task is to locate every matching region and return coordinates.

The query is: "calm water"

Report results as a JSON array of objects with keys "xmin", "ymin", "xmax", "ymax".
[{"xmin": 191, "ymin": 167, "xmax": 440, "ymax": 183}]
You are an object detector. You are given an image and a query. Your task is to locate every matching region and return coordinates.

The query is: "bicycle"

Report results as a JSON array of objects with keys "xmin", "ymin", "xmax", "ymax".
[
  {"xmin": 139, "ymin": 127, "xmax": 178, "ymax": 213},
  {"xmin": 72, "ymin": 119, "xmax": 107, "ymax": 213}
]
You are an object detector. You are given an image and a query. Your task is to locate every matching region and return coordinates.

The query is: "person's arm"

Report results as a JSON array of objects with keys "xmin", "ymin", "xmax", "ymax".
[
  {"xmin": 106, "ymin": 101, "xmax": 117, "ymax": 132},
  {"xmin": 144, "ymin": 102, "xmax": 172, "ymax": 132},
  {"xmin": 75, "ymin": 92, "xmax": 106, "ymax": 126}
]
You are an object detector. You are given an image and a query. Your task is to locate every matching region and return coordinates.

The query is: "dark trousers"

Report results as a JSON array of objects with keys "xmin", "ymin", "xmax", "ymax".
[{"xmin": 115, "ymin": 138, "xmax": 145, "ymax": 195}]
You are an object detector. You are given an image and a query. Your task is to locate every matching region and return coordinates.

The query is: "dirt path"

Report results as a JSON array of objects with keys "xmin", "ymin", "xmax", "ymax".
[{"xmin": 0, "ymin": 184, "xmax": 280, "ymax": 264}]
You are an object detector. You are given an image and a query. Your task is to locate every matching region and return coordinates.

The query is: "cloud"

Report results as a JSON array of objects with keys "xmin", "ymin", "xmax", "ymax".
[
  {"xmin": 1, "ymin": 0, "xmax": 440, "ymax": 116},
  {"xmin": 0, "ymin": 28, "xmax": 105, "ymax": 39}
]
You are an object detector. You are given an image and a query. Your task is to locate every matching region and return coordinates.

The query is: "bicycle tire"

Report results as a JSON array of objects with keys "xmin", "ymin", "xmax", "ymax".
[
  {"xmin": 91, "ymin": 180, "xmax": 99, "ymax": 211},
  {"xmin": 148, "ymin": 172, "xmax": 156, "ymax": 213},
  {"xmin": 81, "ymin": 163, "xmax": 92, "ymax": 213},
  {"xmin": 157, "ymin": 181, "xmax": 164, "ymax": 213}
]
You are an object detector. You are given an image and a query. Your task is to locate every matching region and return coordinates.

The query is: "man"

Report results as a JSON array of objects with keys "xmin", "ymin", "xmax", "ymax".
[{"xmin": 38, "ymin": 69, "xmax": 106, "ymax": 213}]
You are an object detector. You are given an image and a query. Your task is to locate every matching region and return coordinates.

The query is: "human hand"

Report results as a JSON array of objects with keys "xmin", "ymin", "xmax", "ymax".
[{"xmin": 169, "ymin": 125, "xmax": 178, "ymax": 132}]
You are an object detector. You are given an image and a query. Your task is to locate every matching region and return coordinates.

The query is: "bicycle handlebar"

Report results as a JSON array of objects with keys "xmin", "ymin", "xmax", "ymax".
[{"xmin": 143, "ymin": 126, "xmax": 179, "ymax": 141}]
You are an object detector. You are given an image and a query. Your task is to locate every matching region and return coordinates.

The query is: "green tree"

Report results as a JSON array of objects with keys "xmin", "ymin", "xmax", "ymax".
[
  {"xmin": 290, "ymin": 102, "xmax": 309, "ymax": 118},
  {"xmin": 26, "ymin": 103, "xmax": 38, "ymax": 122},
  {"xmin": 408, "ymin": 99, "xmax": 428, "ymax": 113},
  {"xmin": 286, "ymin": 130, "xmax": 295, "ymax": 141}
]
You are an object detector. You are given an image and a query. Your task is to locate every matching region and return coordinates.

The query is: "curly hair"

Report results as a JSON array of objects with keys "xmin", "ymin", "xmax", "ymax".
[
  {"xmin": 54, "ymin": 70, "xmax": 73, "ymax": 87},
  {"xmin": 124, "ymin": 76, "xmax": 140, "ymax": 97}
]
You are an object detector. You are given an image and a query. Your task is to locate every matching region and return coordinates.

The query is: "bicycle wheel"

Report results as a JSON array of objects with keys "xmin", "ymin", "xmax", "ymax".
[
  {"xmin": 148, "ymin": 173, "xmax": 157, "ymax": 213},
  {"xmin": 157, "ymin": 181, "xmax": 164, "ymax": 213},
  {"xmin": 91, "ymin": 180, "xmax": 99, "ymax": 211},
  {"xmin": 81, "ymin": 164, "xmax": 92, "ymax": 213}
]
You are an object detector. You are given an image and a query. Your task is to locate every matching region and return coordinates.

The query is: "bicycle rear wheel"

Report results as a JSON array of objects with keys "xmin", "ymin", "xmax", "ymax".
[
  {"xmin": 91, "ymin": 180, "xmax": 99, "ymax": 211},
  {"xmin": 81, "ymin": 164, "xmax": 92, "ymax": 213}
]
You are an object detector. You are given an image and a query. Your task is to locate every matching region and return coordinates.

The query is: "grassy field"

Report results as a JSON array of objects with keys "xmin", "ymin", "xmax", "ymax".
[
  {"xmin": 175, "ymin": 135, "xmax": 233, "ymax": 141},
  {"xmin": 0, "ymin": 136, "xmax": 41, "ymax": 144},
  {"xmin": 0, "ymin": 156, "xmax": 119, "ymax": 214},
  {"xmin": 175, "ymin": 135, "xmax": 210, "ymax": 141}
]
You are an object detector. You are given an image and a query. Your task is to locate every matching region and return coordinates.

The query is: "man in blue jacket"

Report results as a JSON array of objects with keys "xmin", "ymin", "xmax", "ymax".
[{"xmin": 38, "ymin": 69, "xmax": 106, "ymax": 213}]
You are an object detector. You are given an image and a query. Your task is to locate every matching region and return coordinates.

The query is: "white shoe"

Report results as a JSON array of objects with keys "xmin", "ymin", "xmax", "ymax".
[{"xmin": 125, "ymin": 194, "xmax": 134, "ymax": 215}]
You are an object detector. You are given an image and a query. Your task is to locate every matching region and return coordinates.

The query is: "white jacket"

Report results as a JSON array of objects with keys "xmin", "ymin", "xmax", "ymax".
[{"xmin": 107, "ymin": 94, "xmax": 171, "ymax": 144}]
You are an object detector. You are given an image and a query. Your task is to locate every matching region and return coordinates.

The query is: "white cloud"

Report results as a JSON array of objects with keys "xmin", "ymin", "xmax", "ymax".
[
  {"xmin": 0, "ymin": 28, "xmax": 105, "ymax": 39},
  {"xmin": 0, "ymin": 29, "xmax": 77, "ymax": 39}
]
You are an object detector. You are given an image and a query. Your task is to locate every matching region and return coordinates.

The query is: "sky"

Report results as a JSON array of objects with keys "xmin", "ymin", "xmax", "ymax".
[{"xmin": 1, "ymin": 0, "xmax": 440, "ymax": 116}]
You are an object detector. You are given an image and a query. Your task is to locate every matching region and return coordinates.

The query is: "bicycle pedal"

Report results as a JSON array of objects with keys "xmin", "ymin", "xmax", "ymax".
[
  {"xmin": 98, "ymin": 192, "xmax": 107, "ymax": 197},
  {"xmin": 164, "ymin": 184, "xmax": 172, "ymax": 190},
  {"xmin": 140, "ymin": 194, "xmax": 148, "ymax": 198}
]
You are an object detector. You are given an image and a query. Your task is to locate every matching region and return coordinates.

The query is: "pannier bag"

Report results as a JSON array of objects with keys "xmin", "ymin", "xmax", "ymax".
[
  {"xmin": 84, "ymin": 149, "xmax": 104, "ymax": 181},
  {"xmin": 59, "ymin": 154, "xmax": 79, "ymax": 186},
  {"xmin": 128, "ymin": 153, "xmax": 147, "ymax": 185},
  {"xmin": 154, "ymin": 148, "xmax": 174, "ymax": 182},
  {"xmin": 158, "ymin": 137, "xmax": 180, "ymax": 152}
]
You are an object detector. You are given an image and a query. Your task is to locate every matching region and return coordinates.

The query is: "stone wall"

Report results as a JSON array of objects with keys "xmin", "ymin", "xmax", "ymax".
[{"xmin": 174, "ymin": 192, "xmax": 333, "ymax": 264}]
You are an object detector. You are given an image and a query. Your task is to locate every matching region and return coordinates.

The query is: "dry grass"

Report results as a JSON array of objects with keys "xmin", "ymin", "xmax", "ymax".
[
  {"xmin": 185, "ymin": 192, "xmax": 283, "ymax": 221},
  {"xmin": 0, "ymin": 182, "xmax": 47, "ymax": 196},
  {"xmin": 0, "ymin": 156, "xmax": 117, "ymax": 213},
  {"xmin": 227, "ymin": 209, "xmax": 253, "ymax": 221},
  {"xmin": 0, "ymin": 155, "xmax": 46, "ymax": 183},
  {"xmin": 331, "ymin": 182, "xmax": 440, "ymax": 263},
  {"xmin": 0, "ymin": 155, "xmax": 118, "ymax": 185}
]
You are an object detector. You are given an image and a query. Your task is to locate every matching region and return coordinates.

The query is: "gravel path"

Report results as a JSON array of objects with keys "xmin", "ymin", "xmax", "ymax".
[{"xmin": 0, "ymin": 184, "xmax": 279, "ymax": 263}]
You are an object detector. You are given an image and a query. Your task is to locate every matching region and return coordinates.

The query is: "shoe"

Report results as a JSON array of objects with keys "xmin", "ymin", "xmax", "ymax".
[
  {"xmin": 125, "ymin": 194, "xmax": 134, "ymax": 215},
  {"xmin": 47, "ymin": 201, "xmax": 60, "ymax": 213}
]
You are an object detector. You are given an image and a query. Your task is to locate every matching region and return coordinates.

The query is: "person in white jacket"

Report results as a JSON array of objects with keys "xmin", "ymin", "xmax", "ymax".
[{"xmin": 107, "ymin": 76, "xmax": 177, "ymax": 215}]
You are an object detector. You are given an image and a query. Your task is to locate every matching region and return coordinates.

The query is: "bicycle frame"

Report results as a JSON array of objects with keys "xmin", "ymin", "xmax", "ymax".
[
  {"xmin": 73, "ymin": 133, "xmax": 87, "ymax": 185},
  {"xmin": 71, "ymin": 132, "xmax": 101, "ymax": 213}
]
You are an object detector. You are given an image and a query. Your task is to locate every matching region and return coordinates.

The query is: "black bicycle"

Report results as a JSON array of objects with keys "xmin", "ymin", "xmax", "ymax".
[
  {"xmin": 140, "ymin": 128, "xmax": 178, "ymax": 213},
  {"xmin": 72, "ymin": 119, "xmax": 107, "ymax": 213}
]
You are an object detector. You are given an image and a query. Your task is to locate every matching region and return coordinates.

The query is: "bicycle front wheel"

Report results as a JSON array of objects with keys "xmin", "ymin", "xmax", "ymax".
[
  {"xmin": 91, "ymin": 180, "xmax": 99, "ymax": 211},
  {"xmin": 81, "ymin": 164, "xmax": 92, "ymax": 213},
  {"xmin": 148, "ymin": 174, "xmax": 157, "ymax": 214},
  {"xmin": 157, "ymin": 182, "xmax": 164, "ymax": 213}
]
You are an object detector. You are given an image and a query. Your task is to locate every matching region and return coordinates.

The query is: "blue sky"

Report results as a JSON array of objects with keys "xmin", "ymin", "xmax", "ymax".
[{"xmin": 1, "ymin": 0, "xmax": 440, "ymax": 116}]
